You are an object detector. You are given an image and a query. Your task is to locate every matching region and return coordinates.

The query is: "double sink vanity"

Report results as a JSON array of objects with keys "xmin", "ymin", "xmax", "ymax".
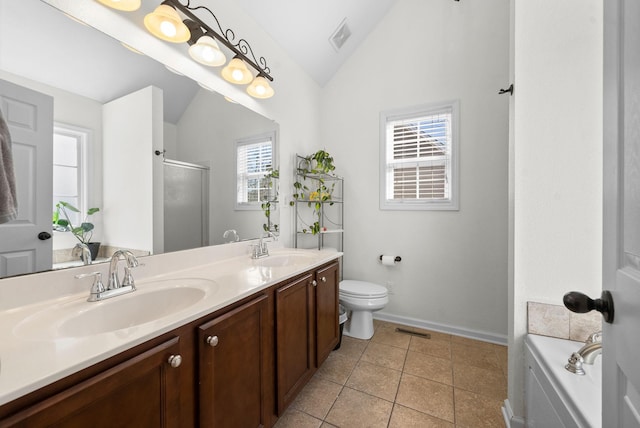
[{"xmin": 0, "ymin": 243, "xmax": 342, "ymax": 427}]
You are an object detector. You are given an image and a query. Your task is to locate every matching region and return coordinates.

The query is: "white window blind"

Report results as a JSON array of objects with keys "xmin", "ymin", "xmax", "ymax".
[
  {"xmin": 380, "ymin": 101, "xmax": 459, "ymax": 210},
  {"xmin": 236, "ymin": 135, "xmax": 274, "ymax": 209}
]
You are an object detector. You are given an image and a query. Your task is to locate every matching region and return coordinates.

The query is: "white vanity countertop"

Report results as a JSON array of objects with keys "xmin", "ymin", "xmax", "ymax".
[
  {"xmin": 526, "ymin": 334, "xmax": 602, "ymax": 428},
  {"xmin": 0, "ymin": 246, "xmax": 342, "ymax": 405}
]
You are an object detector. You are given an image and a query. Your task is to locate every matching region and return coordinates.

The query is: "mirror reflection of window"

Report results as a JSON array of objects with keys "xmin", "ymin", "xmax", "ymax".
[
  {"xmin": 52, "ymin": 125, "xmax": 89, "ymax": 226},
  {"xmin": 235, "ymin": 132, "xmax": 275, "ymax": 210}
]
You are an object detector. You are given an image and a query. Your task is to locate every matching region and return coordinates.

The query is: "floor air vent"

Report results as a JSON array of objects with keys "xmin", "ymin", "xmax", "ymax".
[{"xmin": 395, "ymin": 328, "xmax": 431, "ymax": 339}]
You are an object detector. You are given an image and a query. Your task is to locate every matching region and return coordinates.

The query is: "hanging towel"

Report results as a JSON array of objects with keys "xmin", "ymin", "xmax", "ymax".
[{"xmin": 0, "ymin": 107, "xmax": 17, "ymax": 224}]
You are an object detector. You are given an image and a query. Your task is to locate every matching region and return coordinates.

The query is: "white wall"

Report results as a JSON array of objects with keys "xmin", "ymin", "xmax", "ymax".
[
  {"xmin": 508, "ymin": 0, "xmax": 603, "ymax": 418},
  {"xmin": 103, "ymin": 86, "xmax": 163, "ymax": 253},
  {"xmin": 321, "ymin": 0, "xmax": 510, "ymax": 340}
]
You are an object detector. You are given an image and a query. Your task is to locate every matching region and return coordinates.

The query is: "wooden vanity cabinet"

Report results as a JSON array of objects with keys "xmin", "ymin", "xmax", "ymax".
[
  {"xmin": 275, "ymin": 272, "xmax": 315, "ymax": 414},
  {"xmin": 197, "ymin": 293, "xmax": 272, "ymax": 428},
  {"xmin": 314, "ymin": 261, "xmax": 340, "ymax": 367},
  {"xmin": 0, "ymin": 259, "xmax": 340, "ymax": 427},
  {"xmin": 0, "ymin": 336, "xmax": 184, "ymax": 428},
  {"xmin": 275, "ymin": 261, "xmax": 340, "ymax": 414}
]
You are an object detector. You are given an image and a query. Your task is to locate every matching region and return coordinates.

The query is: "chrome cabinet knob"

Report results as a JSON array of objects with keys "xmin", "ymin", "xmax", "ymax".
[
  {"xmin": 168, "ymin": 354, "xmax": 182, "ymax": 368},
  {"xmin": 321, "ymin": 276, "xmax": 327, "ymax": 283},
  {"xmin": 206, "ymin": 335, "xmax": 219, "ymax": 347},
  {"xmin": 311, "ymin": 280, "xmax": 317, "ymax": 287}
]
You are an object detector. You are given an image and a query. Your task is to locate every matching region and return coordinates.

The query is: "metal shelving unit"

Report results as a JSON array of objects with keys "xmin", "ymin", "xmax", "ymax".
[{"xmin": 292, "ymin": 155, "xmax": 343, "ymax": 251}]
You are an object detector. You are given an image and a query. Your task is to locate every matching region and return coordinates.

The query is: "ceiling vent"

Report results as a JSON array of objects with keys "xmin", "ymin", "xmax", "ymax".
[{"xmin": 329, "ymin": 19, "xmax": 351, "ymax": 52}]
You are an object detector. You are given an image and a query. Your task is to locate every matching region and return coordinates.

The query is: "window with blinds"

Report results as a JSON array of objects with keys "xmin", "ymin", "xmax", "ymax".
[
  {"xmin": 52, "ymin": 125, "xmax": 89, "ymax": 225},
  {"xmin": 236, "ymin": 133, "xmax": 275, "ymax": 209},
  {"xmin": 380, "ymin": 101, "xmax": 459, "ymax": 210}
]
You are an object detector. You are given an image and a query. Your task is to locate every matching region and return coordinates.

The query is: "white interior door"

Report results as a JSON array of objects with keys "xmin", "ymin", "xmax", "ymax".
[
  {"xmin": 603, "ymin": 0, "xmax": 640, "ymax": 426},
  {"xmin": 0, "ymin": 79, "xmax": 53, "ymax": 278}
]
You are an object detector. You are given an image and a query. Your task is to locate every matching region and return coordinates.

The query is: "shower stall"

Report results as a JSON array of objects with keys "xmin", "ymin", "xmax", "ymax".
[{"xmin": 163, "ymin": 159, "xmax": 210, "ymax": 253}]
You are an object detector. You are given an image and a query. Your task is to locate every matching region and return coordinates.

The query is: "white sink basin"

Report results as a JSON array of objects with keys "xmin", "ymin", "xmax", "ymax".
[
  {"xmin": 256, "ymin": 253, "xmax": 315, "ymax": 267},
  {"xmin": 14, "ymin": 278, "xmax": 216, "ymax": 340}
]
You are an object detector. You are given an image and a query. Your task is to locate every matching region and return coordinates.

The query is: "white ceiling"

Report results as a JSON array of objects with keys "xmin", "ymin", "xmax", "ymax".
[
  {"xmin": 237, "ymin": 0, "xmax": 397, "ymax": 86},
  {"xmin": 1, "ymin": 0, "xmax": 397, "ymax": 121}
]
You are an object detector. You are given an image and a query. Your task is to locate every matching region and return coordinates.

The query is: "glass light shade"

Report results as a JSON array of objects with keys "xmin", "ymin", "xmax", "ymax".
[
  {"xmin": 144, "ymin": 5, "xmax": 190, "ymax": 43},
  {"xmin": 96, "ymin": 0, "xmax": 141, "ymax": 11},
  {"xmin": 189, "ymin": 36, "xmax": 226, "ymax": 67},
  {"xmin": 221, "ymin": 58, "xmax": 253, "ymax": 84},
  {"xmin": 247, "ymin": 76, "xmax": 275, "ymax": 99}
]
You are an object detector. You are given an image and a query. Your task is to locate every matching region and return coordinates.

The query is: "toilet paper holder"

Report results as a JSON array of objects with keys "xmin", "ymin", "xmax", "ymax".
[{"xmin": 379, "ymin": 255, "xmax": 401, "ymax": 263}]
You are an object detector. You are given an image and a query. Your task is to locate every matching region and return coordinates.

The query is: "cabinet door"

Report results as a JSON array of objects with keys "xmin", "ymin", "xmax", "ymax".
[
  {"xmin": 198, "ymin": 294, "xmax": 269, "ymax": 428},
  {"xmin": 1, "ymin": 337, "xmax": 182, "ymax": 427},
  {"xmin": 315, "ymin": 262, "xmax": 340, "ymax": 366},
  {"xmin": 275, "ymin": 273, "xmax": 314, "ymax": 414}
]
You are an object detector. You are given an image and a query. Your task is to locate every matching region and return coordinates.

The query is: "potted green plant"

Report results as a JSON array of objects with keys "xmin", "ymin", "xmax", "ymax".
[
  {"xmin": 53, "ymin": 201, "xmax": 101, "ymax": 260},
  {"xmin": 290, "ymin": 150, "xmax": 337, "ymax": 235},
  {"xmin": 261, "ymin": 168, "xmax": 279, "ymax": 233}
]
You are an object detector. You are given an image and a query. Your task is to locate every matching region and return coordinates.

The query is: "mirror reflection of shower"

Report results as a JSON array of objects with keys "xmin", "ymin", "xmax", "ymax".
[{"xmin": 163, "ymin": 159, "xmax": 210, "ymax": 253}]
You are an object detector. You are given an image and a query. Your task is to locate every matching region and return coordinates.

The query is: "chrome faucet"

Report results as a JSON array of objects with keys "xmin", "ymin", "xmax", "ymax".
[
  {"xmin": 75, "ymin": 250, "xmax": 142, "ymax": 302},
  {"xmin": 252, "ymin": 231, "xmax": 278, "ymax": 259},
  {"xmin": 72, "ymin": 243, "xmax": 92, "ymax": 265},
  {"xmin": 108, "ymin": 249, "xmax": 140, "ymax": 290},
  {"xmin": 565, "ymin": 331, "xmax": 602, "ymax": 375}
]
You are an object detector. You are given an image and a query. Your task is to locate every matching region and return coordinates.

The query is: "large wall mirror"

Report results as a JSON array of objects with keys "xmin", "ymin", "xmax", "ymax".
[{"xmin": 0, "ymin": 0, "xmax": 279, "ymax": 279}]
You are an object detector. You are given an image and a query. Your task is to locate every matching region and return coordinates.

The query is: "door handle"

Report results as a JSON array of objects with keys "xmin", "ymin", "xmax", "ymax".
[
  {"xmin": 38, "ymin": 231, "xmax": 52, "ymax": 240},
  {"xmin": 563, "ymin": 290, "xmax": 614, "ymax": 323}
]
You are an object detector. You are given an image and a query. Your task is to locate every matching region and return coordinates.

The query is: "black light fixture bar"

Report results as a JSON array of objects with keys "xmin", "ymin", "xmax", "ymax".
[{"xmin": 164, "ymin": 0, "xmax": 273, "ymax": 81}]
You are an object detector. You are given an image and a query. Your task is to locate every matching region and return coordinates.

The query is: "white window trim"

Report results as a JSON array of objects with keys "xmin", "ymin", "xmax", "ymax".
[
  {"xmin": 379, "ymin": 100, "xmax": 460, "ymax": 211},
  {"xmin": 53, "ymin": 123, "xmax": 92, "ymax": 217},
  {"xmin": 234, "ymin": 131, "xmax": 277, "ymax": 211}
]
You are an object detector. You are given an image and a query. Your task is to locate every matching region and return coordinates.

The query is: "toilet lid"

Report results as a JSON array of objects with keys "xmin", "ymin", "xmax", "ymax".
[{"xmin": 339, "ymin": 280, "xmax": 388, "ymax": 298}]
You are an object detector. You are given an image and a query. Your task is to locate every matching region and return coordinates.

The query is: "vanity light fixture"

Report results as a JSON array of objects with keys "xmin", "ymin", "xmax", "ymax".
[
  {"xmin": 96, "ymin": 0, "xmax": 141, "ymax": 11},
  {"xmin": 221, "ymin": 56, "xmax": 254, "ymax": 85},
  {"xmin": 96, "ymin": 0, "xmax": 274, "ymax": 99},
  {"xmin": 246, "ymin": 75, "xmax": 274, "ymax": 99},
  {"xmin": 144, "ymin": 4, "xmax": 191, "ymax": 43},
  {"xmin": 188, "ymin": 36, "xmax": 226, "ymax": 66}
]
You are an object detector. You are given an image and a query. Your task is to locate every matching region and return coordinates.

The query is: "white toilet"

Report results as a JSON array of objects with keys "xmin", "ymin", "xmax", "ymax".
[{"xmin": 339, "ymin": 280, "xmax": 389, "ymax": 340}]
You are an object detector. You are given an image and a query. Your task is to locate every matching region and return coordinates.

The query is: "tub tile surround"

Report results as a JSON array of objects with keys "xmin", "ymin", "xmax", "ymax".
[
  {"xmin": 527, "ymin": 301, "xmax": 602, "ymax": 341},
  {"xmin": 0, "ymin": 242, "xmax": 342, "ymax": 405},
  {"xmin": 275, "ymin": 320, "xmax": 508, "ymax": 427}
]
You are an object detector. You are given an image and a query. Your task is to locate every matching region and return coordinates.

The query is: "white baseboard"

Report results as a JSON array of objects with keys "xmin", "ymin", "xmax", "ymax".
[
  {"xmin": 373, "ymin": 311, "xmax": 508, "ymax": 345},
  {"xmin": 502, "ymin": 399, "xmax": 526, "ymax": 428}
]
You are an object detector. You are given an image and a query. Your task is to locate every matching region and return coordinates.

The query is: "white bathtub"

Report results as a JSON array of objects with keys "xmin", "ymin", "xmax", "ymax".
[{"xmin": 525, "ymin": 334, "xmax": 602, "ymax": 428}]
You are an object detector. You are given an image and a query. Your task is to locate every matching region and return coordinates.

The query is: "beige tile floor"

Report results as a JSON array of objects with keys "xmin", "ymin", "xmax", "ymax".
[{"xmin": 275, "ymin": 320, "xmax": 508, "ymax": 428}]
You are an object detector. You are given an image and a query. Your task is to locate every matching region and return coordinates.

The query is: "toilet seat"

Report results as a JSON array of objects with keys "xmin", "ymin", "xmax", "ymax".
[{"xmin": 339, "ymin": 280, "xmax": 388, "ymax": 298}]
